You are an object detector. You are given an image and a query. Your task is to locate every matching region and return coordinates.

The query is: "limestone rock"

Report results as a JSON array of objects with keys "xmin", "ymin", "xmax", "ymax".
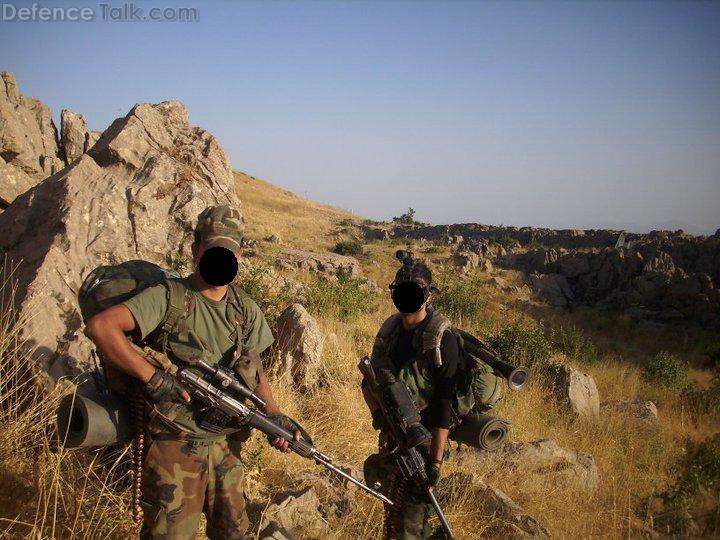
[
  {"xmin": 259, "ymin": 487, "xmax": 326, "ymax": 538},
  {"xmin": 60, "ymin": 109, "xmax": 90, "ymax": 164},
  {"xmin": 259, "ymin": 521, "xmax": 296, "ymax": 540},
  {"xmin": 441, "ymin": 472, "xmax": 549, "ymax": 538},
  {"xmin": 530, "ymin": 273, "xmax": 574, "ymax": 306},
  {"xmin": 274, "ymin": 304, "xmax": 324, "ymax": 388},
  {"xmin": 601, "ymin": 400, "xmax": 659, "ymax": 425},
  {"xmin": 88, "ymin": 130, "xmax": 102, "ymax": 149},
  {"xmin": 0, "ymin": 71, "xmax": 64, "ymax": 180},
  {"xmin": 490, "ymin": 276, "xmax": 513, "ymax": 292},
  {"xmin": 264, "ymin": 233, "xmax": 281, "ymax": 243},
  {"xmin": 276, "ymin": 248, "xmax": 361, "ymax": 279},
  {"xmin": 0, "ymin": 100, "xmax": 239, "ymax": 381},
  {"xmin": 480, "ymin": 258, "xmax": 494, "ymax": 274},
  {"xmin": 454, "ymin": 250, "xmax": 479, "ymax": 273},
  {"xmin": 0, "ymin": 155, "xmax": 35, "ymax": 209},
  {"xmin": 546, "ymin": 364, "xmax": 600, "ymax": 420},
  {"xmin": 467, "ymin": 439, "xmax": 599, "ymax": 496}
]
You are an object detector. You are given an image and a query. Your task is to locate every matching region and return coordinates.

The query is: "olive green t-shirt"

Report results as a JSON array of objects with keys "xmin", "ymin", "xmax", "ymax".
[{"xmin": 122, "ymin": 276, "xmax": 274, "ymax": 436}]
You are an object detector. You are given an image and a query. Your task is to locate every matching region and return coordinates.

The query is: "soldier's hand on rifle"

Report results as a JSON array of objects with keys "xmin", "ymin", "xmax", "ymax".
[
  {"xmin": 426, "ymin": 459, "xmax": 442, "ymax": 488},
  {"xmin": 266, "ymin": 413, "xmax": 302, "ymax": 453},
  {"xmin": 142, "ymin": 370, "xmax": 191, "ymax": 404}
]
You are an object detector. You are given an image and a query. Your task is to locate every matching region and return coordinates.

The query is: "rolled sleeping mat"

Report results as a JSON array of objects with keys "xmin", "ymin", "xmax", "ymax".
[
  {"xmin": 451, "ymin": 414, "xmax": 509, "ymax": 452},
  {"xmin": 56, "ymin": 392, "xmax": 132, "ymax": 448}
]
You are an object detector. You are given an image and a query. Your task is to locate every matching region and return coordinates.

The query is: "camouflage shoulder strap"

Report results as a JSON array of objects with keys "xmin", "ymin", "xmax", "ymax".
[
  {"xmin": 226, "ymin": 283, "xmax": 249, "ymax": 368},
  {"xmin": 421, "ymin": 310, "xmax": 451, "ymax": 367},
  {"xmin": 370, "ymin": 313, "xmax": 403, "ymax": 370}
]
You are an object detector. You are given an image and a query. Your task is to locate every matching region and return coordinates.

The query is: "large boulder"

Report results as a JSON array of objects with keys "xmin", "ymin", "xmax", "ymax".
[
  {"xmin": 546, "ymin": 364, "xmax": 600, "ymax": 420},
  {"xmin": 440, "ymin": 472, "xmax": 549, "ymax": 538},
  {"xmin": 466, "ymin": 439, "xmax": 599, "ymax": 496},
  {"xmin": 601, "ymin": 400, "xmax": 659, "ymax": 425},
  {"xmin": 259, "ymin": 487, "xmax": 326, "ymax": 538},
  {"xmin": 276, "ymin": 248, "xmax": 361, "ymax": 280},
  {"xmin": 0, "ymin": 71, "xmax": 64, "ymax": 180},
  {"xmin": 0, "ymin": 100, "xmax": 239, "ymax": 381},
  {"xmin": 273, "ymin": 304, "xmax": 324, "ymax": 388},
  {"xmin": 60, "ymin": 109, "xmax": 91, "ymax": 164},
  {"xmin": 529, "ymin": 273, "xmax": 574, "ymax": 306},
  {"xmin": 454, "ymin": 250, "xmax": 480, "ymax": 273}
]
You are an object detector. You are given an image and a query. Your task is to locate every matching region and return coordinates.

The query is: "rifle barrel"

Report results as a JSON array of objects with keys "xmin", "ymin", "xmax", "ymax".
[{"xmin": 427, "ymin": 488, "xmax": 455, "ymax": 540}]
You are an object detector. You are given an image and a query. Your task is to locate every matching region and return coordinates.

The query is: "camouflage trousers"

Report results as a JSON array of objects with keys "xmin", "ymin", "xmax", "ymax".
[
  {"xmin": 385, "ymin": 474, "xmax": 433, "ymax": 540},
  {"xmin": 365, "ymin": 440, "xmax": 445, "ymax": 540},
  {"xmin": 140, "ymin": 436, "xmax": 248, "ymax": 540}
]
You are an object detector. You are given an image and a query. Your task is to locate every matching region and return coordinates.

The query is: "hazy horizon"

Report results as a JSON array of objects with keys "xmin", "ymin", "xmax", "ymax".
[{"xmin": 1, "ymin": 0, "xmax": 718, "ymax": 234}]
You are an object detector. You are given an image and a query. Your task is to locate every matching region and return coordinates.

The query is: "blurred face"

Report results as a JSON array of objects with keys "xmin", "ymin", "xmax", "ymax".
[
  {"xmin": 392, "ymin": 281, "xmax": 429, "ymax": 314},
  {"xmin": 192, "ymin": 242, "xmax": 241, "ymax": 286}
]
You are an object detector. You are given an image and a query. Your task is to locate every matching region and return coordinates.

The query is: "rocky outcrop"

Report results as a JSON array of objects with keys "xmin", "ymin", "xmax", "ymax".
[
  {"xmin": 510, "ymin": 231, "xmax": 720, "ymax": 324},
  {"xmin": 397, "ymin": 222, "xmax": 634, "ymax": 250},
  {"xmin": 441, "ymin": 472, "xmax": 549, "ymax": 538},
  {"xmin": 601, "ymin": 400, "xmax": 659, "ymax": 425},
  {"xmin": 276, "ymin": 248, "xmax": 361, "ymax": 280},
  {"xmin": 0, "ymin": 100, "xmax": 239, "ymax": 381},
  {"xmin": 0, "ymin": 71, "xmax": 64, "ymax": 181},
  {"xmin": 546, "ymin": 364, "xmax": 600, "ymax": 420},
  {"xmin": 529, "ymin": 273, "xmax": 573, "ymax": 307},
  {"xmin": 465, "ymin": 439, "xmax": 599, "ymax": 496},
  {"xmin": 273, "ymin": 304, "xmax": 324, "ymax": 388},
  {"xmin": 60, "ymin": 109, "xmax": 91, "ymax": 164}
]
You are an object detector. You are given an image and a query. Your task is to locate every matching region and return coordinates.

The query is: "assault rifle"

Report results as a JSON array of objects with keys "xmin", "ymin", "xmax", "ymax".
[
  {"xmin": 177, "ymin": 360, "xmax": 393, "ymax": 507},
  {"xmin": 359, "ymin": 356, "xmax": 455, "ymax": 540}
]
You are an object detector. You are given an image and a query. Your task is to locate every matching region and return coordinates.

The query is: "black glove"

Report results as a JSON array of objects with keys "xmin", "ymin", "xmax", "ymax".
[
  {"xmin": 265, "ymin": 413, "xmax": 313, "ymax": 445},
  {"xmin": 426, "ymin": 460, "xmax": 442, "ymax": 487},
  {"xmin": 142, "ymin": 371, "xmax": 187, "ymax": 404}
]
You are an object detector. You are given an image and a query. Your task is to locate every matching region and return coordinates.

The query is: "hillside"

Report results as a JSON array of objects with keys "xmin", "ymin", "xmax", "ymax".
[{"xmin": 0, "ymin": 72, "xmax": 718, "ymax": 539}]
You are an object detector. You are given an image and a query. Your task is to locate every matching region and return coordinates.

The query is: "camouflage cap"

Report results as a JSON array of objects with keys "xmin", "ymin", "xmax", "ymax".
[{"xmin": 195, "ymin": 205, "xmax": 244, "ymax": 252}]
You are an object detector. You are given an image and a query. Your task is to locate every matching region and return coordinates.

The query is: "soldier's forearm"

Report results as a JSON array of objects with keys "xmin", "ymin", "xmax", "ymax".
[
  {"xmin": 86, "ymin": 321, "xmax": 156, "ymax": 384},
  {"xmin": 254, "ymin": 370, "xmax": 280, "ymax": 414},
  {"xmin": 430, "ymin": 427, "xmax": 449, "ymax": 462}
]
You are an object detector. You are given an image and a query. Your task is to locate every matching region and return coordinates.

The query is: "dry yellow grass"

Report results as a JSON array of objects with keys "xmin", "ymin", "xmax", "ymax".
[
  {"xmin": 0, "ymin": 175, "xmax": 718, "ymax": 539},
  {"xmin": 235, "ymin": 171, "xmax": 361, "ymax": 252}
]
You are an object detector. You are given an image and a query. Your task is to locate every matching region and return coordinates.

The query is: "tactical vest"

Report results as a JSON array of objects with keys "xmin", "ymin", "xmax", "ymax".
[{"xmin": 369, "ymin": 309, "xmax": 503, "ymax": 419}]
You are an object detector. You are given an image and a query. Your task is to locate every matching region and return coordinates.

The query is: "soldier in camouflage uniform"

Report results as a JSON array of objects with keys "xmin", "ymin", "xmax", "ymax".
[
  {"xmin": 86, "ymin": 205, "xmax": 298, "ymax": 540},
  {"xmin": 362, "ymin": 257, "xmax": 502, "ymax": 539}
]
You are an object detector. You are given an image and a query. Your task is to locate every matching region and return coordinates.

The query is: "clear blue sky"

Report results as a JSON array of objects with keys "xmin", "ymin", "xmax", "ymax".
[{"xmin": 2, "ymin": 0, "xmax": 719, "ymax": 233}]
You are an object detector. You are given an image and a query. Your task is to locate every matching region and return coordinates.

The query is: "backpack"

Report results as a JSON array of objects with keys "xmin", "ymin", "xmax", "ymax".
[
  {"xmin": 78, "ymin": 260, "xmax": 252, "ymax": 395},
  {"xmin": 370, "ymin": 309, "xmax": 503, "ymax": 420}
]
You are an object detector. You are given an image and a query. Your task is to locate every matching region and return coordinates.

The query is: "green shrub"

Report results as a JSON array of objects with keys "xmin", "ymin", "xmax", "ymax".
[
  {"xmin": 392, "ymin": 207, "xmax": 416, "ymax": 225},
  {"xmin": 666, "ymin": 435, "xmax": 720, "ymax": 531},
  {"xmin": 526, "ymin": 238, "xmax": 544, "ymax": 251},
  {"xmin": 333, "ymin": 240, "xmax": 364, "ymax": 256},
  {"xmin": 490, "ymin": 323, "xmax": 552, "ymax": 369},
  {"xmin": 305, "ymin": 274, "xmax": 377, "ymax": 321},
  {"xmin": 706, "ymin": 343, "xmax": 720, "ymax": 370},
  {"xmin": 643, "ymin": 351, "xmax": 688, "ymax": 390},
  {"xmin": 236, "ymin": 264, "xmax": 294, "ymax": 324},
  {"xmin": 493, "ymin": 235, "xmax": 518, "ymax": 250},
  {"xmin": 433, "ymin": 277, "xmax": 486, "ymax": 323},
  {"xmin": 550, "ymin": 325, "xmax": 600, "ymax": 364}
]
